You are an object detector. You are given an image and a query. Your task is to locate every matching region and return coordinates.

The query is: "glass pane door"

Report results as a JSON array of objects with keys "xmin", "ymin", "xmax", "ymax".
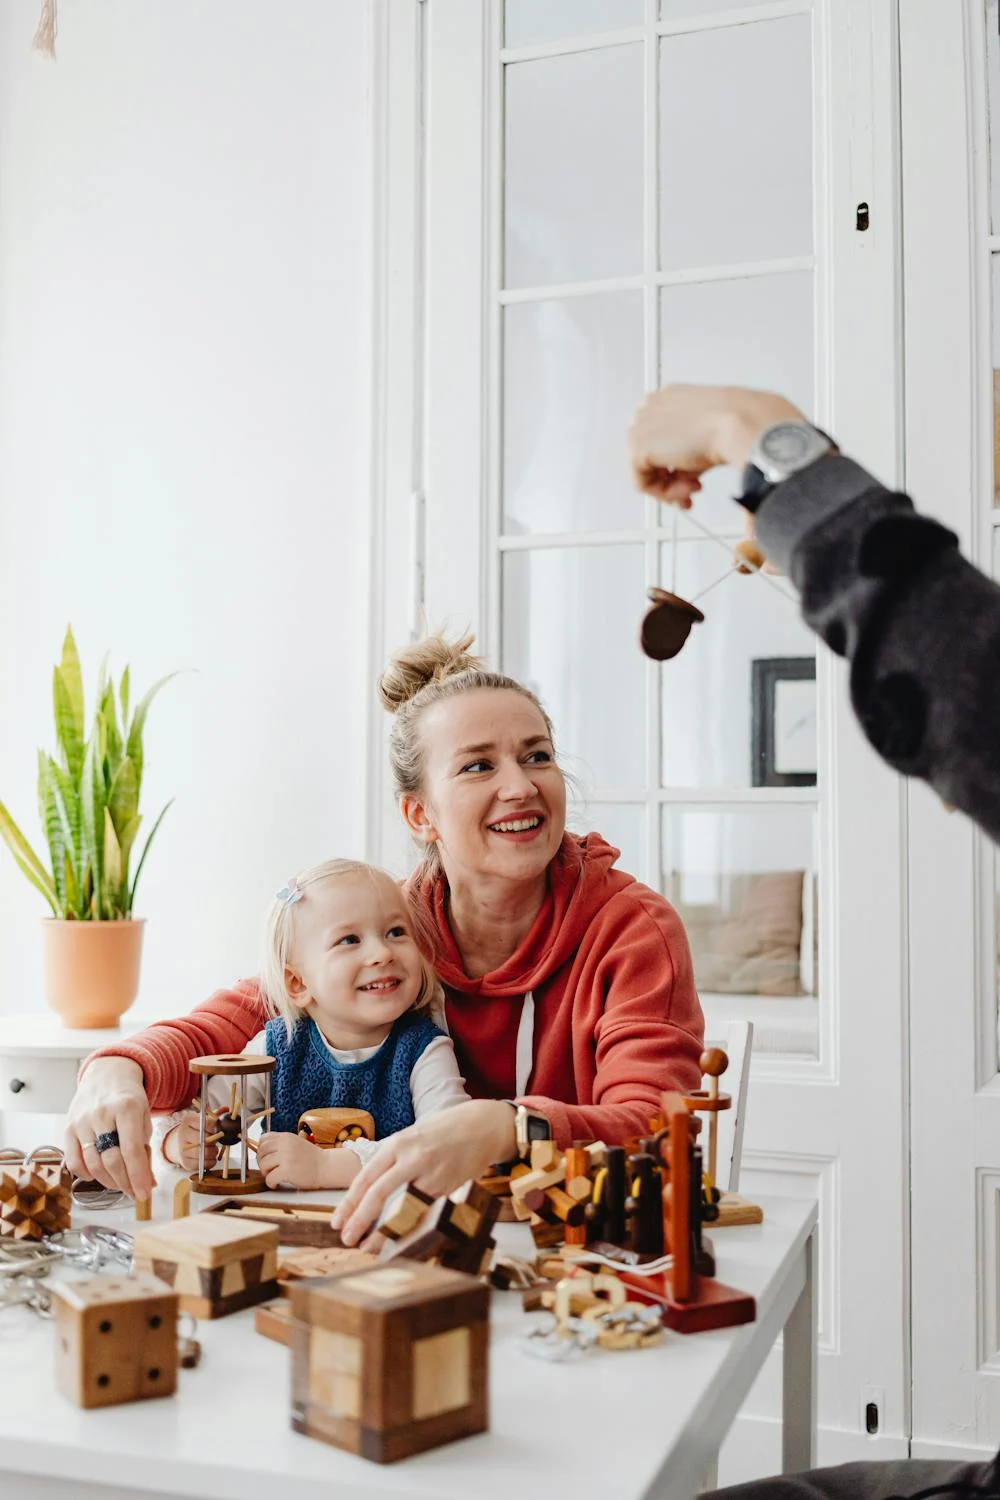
[{"xmin": 498, "ymin": 0, "xmax": 820, "ymax": 1056}]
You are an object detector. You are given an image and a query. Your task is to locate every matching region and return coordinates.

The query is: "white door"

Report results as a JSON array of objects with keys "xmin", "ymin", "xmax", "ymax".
[
  {"xmin": 901, "ymin": 0, "xmax": 1000, "ymax": 1461},
  {"xmin": 369, "ymin": 0, "xmax": 909, "ymax": 1470}
]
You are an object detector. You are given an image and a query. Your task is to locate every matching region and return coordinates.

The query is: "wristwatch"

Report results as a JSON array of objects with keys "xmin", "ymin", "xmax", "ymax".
[
  {"xmin": 505, "ymin": 1103, "xmax": 552, "ymax": 1160},
  {"xmin": 738, "ymin": 421, "xmax": 836, "ymax": 514}
]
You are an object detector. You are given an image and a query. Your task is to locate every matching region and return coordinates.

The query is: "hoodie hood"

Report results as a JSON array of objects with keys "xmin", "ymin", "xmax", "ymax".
[{"xmin": 406, "ymin": 832, "xmax": 635, "ymax": 998}]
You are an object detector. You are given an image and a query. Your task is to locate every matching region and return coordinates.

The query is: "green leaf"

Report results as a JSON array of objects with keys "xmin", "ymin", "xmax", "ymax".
[
  {"xmin": 45, "ymin": 758, "xmax": 83, "ymax": 916},
  {"xmin": 100, "ymin": 682, "xmax": 123, "ymax": 775},
  {"xmin": 107, "ymin": 758, "xmax": 138, "ymax": 842},
  {"xmin": 103, "ymin": 806, "xmax": 122, "ymax": 915},
  {"xmin": 119, "ymin": 666, "xmax": 130, "ymax": 727},
  {"xmin": 126, "ymin": 672, "xmax": 179, "ymax": 798},
  {"xmin": 47, "ymin": 759, "xmax": 81, "ymax": 867},
  {"xmin": 63, "ymin": 850, "xmax": 79, "ymax": 915},
  {"xmin": 42, "ymin": 769, "xmax": 68, "ymax": 914},
  {"xmin": 53, "ymin": 667, "xmax": 84, "ymax": 781},
  {"xmin": 116, "ymin": 812, "xmax": 142, "ymax": 888},
  {"xmin": 58, "ymin": 627, "xmax": 85, "ymax": 761},
  {"xmin": 129, "ymin": 798, "xmax": 173, "ymax": 910},
  {"xmin": 0, "ymin": 802, "xmax": 57, "ymax": 913},
  {"xmin": 80, "ymin": 738, "xmax": 106, "ymax": 919}
]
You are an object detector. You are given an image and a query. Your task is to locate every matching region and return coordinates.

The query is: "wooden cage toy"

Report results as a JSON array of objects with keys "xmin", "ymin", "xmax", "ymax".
[
  {"xmin": 188, "ymin": 1052, "xmax": 276, "ymax": 1195},
  {"xmin": 290, "ymin": 1261, "xmax": 489, "ymax": 1464}
]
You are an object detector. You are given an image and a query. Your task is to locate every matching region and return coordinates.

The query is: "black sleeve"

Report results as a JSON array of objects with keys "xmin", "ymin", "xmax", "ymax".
[{"xmin": 754, "ymin": 456, "xmax": 1000, "ymax": 844}]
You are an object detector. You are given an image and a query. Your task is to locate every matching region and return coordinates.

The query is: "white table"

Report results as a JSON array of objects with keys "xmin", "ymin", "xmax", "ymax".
[{"xmin": 0, "ymin": 1184, "xmax": 817, "ymax": 1500}]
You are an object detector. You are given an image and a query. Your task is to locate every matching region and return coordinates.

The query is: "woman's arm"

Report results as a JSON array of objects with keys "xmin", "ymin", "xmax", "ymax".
[
  {"xmin": 518, "ymin": 890, "xmax": 704, "ymax": 1147},
  {"xmin": 80, "ymin": 979, "xmax": 268, "ymax": 1109},
  {"xmin": 64, "ymin": 979, "xmax": 268, "ymax": 1198}
]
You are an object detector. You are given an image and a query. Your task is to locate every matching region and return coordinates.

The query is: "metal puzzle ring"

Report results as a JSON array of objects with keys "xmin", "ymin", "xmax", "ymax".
[{"xmin": 519, "ymin": 1314, "xmax": 599, "ymax": 1362}]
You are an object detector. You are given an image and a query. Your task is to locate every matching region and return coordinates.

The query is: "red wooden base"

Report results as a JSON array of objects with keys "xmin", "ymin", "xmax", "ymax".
[{"xmin": 619, "ymin": 1270, "xmax": 756, "ymax": 1334}]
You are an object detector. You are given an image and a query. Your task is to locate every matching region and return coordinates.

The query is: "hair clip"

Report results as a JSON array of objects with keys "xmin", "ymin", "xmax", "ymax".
[{"xmin": 276, "ymin": 877, "xmax": 303, "ymax": 907}]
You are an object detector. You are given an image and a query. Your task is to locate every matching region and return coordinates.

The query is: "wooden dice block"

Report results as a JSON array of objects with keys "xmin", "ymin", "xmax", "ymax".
[
  {"xmin": 290, "ymin": 1261, "xmax": 489, "ymax": 1464},
  {"xmin": 134, "ymin": 1212, "xmax": 279, "ymax": 1319},
  {"xmin": 53, "ymin": 1273, "xmax": 178, "ymax": 1409}
]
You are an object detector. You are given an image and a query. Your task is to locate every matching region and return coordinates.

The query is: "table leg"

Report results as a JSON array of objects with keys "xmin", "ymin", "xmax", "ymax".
[{"xmin": 782, "ymin": 1227, "xmax": 816, "ymax": 1473}]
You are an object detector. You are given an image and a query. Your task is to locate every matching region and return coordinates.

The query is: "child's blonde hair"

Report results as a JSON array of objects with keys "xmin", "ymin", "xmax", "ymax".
[{"xmin": 258, "ymin": 858, "xmax": 441, "ymax": 1037}]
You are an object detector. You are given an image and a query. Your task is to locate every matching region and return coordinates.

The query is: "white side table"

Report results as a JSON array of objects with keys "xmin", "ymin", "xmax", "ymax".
[{"xmin": 0, "ymin": 1013, "xmax": 143, "ymax": 1147}]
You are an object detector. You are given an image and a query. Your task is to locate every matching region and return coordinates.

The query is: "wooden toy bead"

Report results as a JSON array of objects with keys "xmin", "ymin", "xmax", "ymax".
[{"xmin": 699, "ymin": 1048, "xmax": 729, "ymax": 1078}]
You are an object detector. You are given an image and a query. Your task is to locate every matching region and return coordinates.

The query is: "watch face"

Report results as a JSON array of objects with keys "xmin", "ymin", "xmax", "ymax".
[{"xmin": 758, "ymin": 423, "xmax": 827, "ymax": 480}]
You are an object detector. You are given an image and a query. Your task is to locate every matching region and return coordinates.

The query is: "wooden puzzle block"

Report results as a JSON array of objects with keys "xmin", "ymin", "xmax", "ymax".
[
  {"xmin": 203, "ymin": 1196, "xmax": 344, "ymax": 1247},
  {"xmin": 377, "ymin": 1184, "xmax": 436, "ymax": 1242},
  {"xmin": 290, "ymin": 1260, "xmax": 489, "ymax": 1463},
  {"xmin": 53, "ymin": 1273, "xmax": 178, "ymax": 1409},
  {"xmin": 255, "ymin": 1297, "xmax": 294, "ymax": 1346},
  {"xmin": 297, "ymin": 1107, "xmax": 375, "ymax": 1148},
  {"xmin": 380, "ymin": 1180, "xmax": 499, "ymax": 1277},
  {"xmin": 0, "ymin": 1156, "xmax": 71, "ymax": 1241},
  {"xmin": 133, "ymin": 1211, "xmax": 279, "ymax": 1319},
  {"xmin": 278, "ymin": 1246, "xmax": 379, "ymax": 1289}
]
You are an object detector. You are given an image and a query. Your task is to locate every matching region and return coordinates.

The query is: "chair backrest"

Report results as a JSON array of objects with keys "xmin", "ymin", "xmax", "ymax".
[{"xmin": 702, "ymin": 1019, "xmax": 754, "ymax": 1193}]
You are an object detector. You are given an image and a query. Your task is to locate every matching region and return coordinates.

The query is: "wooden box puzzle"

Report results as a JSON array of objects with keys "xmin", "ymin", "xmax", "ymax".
[
  {"xmin": 290, "ymin": 1260, "xmax": 489, "ymax": 1463},
  {"xmin": 53, "ymin": 1272, "xmax": 179, "ymax": 1409},
  {"xmin": 133, "ymin": 1211, "xmax": 279, "ymax": 1319}
]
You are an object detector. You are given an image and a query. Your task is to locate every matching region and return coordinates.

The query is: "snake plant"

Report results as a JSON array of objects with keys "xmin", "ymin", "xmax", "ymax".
[{"xmin": 0, "ymin": 627, "xmax": 176, "ymax": 919}]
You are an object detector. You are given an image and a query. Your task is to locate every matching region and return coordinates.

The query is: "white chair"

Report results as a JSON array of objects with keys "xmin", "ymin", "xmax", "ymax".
[{"xmin": 702, "ymin": 1019, "xmax": 754, "ymax": 1193}]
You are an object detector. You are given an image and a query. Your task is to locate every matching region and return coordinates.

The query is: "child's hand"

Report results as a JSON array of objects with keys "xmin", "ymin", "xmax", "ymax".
[
  {"xmin": 256, "ymin": 1131, "xmax": 336, "ymax": 1191},
  {"xmin": 162, "ymin": 1111, "xmax": 219, "ymax": 1173}
]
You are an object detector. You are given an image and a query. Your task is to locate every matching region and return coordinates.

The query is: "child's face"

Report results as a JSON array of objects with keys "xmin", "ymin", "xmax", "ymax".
[{"xmin": 286, "ymin": 871, "xmax": 424, "ymax": 1034}]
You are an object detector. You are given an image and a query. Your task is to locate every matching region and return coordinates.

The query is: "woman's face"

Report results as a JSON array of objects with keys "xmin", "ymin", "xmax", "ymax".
[{"xmin": 404, "ymin": 687, "xmax": 567, "ymax": 887}]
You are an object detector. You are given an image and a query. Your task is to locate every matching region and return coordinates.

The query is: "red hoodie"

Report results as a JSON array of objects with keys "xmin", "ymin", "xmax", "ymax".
[{"xmin": 86, "ymin": 835, "xmax": 704, "ymax": 1146}]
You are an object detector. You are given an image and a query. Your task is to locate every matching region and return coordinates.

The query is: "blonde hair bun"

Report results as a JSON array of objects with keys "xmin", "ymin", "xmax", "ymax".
[{"xmin": 378, "ymin": 630, "xmax": 485, "ymax": 714}]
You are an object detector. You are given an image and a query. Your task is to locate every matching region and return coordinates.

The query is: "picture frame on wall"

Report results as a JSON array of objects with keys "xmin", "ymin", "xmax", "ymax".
[{"xmin": 751, "ymin": 657, "xmax": 817, "ymax": 787}]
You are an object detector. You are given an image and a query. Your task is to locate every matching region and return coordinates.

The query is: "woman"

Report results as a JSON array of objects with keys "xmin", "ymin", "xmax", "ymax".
[{"xmin": 66, "ymin": 633, "xmax": 704, "ymax": 1243}]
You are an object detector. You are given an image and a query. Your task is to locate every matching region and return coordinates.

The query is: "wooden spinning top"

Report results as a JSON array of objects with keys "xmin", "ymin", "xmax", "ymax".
[
  {"xmin": 640, "ymin": 587, "xmax": 704, "ymax": 661},
  {"xmin": 733, "ymin": 538, "xmax": 766, "ymax": 574}
]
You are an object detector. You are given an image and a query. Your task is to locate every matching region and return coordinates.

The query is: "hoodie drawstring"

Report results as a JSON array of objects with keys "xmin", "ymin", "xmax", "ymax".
[{"xmin": 515, "ymin": 990, "xmax": 535, "ymax": 1097}]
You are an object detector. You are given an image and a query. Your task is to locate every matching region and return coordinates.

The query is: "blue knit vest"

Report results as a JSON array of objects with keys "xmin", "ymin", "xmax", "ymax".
[{"xmin": 263, "ymin": 1012, "xmax": 444, "ymax": 1137}]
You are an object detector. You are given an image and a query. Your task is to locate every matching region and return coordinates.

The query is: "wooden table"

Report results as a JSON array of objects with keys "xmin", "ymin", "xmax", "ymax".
[{"xmin": 0, "ymin": 1184, "xmax": 817, "ymax": 1500}]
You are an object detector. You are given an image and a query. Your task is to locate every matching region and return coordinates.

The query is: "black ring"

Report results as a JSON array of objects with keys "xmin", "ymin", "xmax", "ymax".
[{"xmin": 94, "ymin": 1130, "xmax": 121, "ymax": 1154}]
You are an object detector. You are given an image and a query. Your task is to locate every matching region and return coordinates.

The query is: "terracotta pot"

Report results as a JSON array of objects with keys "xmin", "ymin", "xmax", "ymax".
[{"xmin": 41, "ymin": 918, "xmax": 146, "ymax": 1029}]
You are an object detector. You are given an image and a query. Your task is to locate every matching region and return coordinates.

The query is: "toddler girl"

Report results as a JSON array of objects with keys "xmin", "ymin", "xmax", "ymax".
[{"xmin": 161, "ymin": 858, "xmax": 468, "ymax": 1189}]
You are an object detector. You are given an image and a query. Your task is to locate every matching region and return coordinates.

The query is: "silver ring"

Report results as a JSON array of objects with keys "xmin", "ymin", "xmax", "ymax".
[{"xmin": 80, "ymin": 1141, "xmax": 96, "ymax": 1150}]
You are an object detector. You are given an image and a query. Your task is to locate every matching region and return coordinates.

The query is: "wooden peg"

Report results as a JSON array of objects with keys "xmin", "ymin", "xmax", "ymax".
[{"xmin": 172, "ymin": 1177, "xmax": 191, "ymax": 1220}]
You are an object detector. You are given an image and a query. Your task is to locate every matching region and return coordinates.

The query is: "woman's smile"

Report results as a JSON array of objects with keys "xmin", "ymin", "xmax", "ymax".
[{"xmin": 486, "ymin": 812, "xmax": 546, "ymax": 841}]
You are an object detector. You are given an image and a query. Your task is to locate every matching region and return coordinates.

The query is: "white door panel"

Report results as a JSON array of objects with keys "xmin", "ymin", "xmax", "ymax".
[{"xmin": 372, "ymin": 0, "xmax": 908, "ymax": 1464}]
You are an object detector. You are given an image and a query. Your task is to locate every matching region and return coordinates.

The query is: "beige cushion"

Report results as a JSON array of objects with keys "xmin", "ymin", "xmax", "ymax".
[{"xmin": 674, "ymin": 871, "xmax": 806, "ymax": 997}]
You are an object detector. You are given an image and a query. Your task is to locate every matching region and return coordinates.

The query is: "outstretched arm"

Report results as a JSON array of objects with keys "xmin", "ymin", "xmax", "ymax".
[
  {"xmin": 629, "ymin": 384, "xmax": 1000, "ymax": 845},
  {"xmin": 64, "ymin": 979, "xmax": 268, "ymax": 1199}
]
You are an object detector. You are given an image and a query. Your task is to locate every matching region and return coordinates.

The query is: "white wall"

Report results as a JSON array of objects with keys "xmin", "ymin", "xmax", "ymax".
[{"xmin": 0, "ymin": 1, "xmax": 371, "ymax": 1019}]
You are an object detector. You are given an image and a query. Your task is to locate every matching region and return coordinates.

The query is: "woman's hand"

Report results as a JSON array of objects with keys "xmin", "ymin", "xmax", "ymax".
[
  {"xmin": 255, "ymin": 1131, "xmax": 360, "ymax": 1192},
  {"xmin": 331, "ymin": 1100, "xmax": 517, "ymax": 1246},
  {"xmin": 63, "ymin": 1057, "xmax": 156, "ymax": 1201},
  {"xmin": 628, "ymin": 385, "xmax": 806, "ymax": 508}
]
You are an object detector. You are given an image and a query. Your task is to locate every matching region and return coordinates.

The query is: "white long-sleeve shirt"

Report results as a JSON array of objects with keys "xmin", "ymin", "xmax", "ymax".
[{"xmin": 166, "ymin": 1023, "xmax": 470, "ymax": 1165}]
